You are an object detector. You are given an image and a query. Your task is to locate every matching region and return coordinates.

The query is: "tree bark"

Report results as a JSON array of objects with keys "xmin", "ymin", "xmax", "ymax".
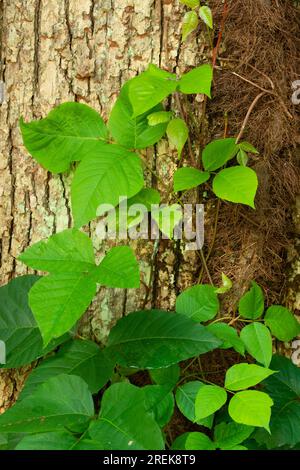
[{"xmin": 0, "ymin": 0, "xmax": 204, "ymax": 409}]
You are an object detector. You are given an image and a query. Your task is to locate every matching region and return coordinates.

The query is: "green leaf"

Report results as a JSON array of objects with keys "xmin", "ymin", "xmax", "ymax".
[
  {"xmin": 182, "ymin": 11, "xmax": 199, "ymax": 42},
  {"xmin": 110, "ymin": 188, "xmax": 161, "ymax": 230},
  {"xmin": 16, "ymin": 432, "xmax": 78, "ymax": 450},
  {"xmin": 19, "ymin": 228, "xmax": 95, "ymax": 273},
  {"xmin": 175, "ymin": 284, "xmax": 219, "ymax": 322},
  {"xmin": 0, "ymin": 276, "xmax": 68, "ymax": 369},
  {"xmin": 149, "ymin": 364, "xmax": 180, "ymax": 389},
  {"xmin": 225, "ymin": 363, "xmax": 275, "ymax": 391},
  {"xmin": 20, "ymin": 340, "xmax": 114, "ymax": 398},
  {"xmin": 108, "ymin": 81, "xmax": 168, "ymax": 149},
  {"xmin": 71, "ymin": 143, "xmax": 144, "ymax": 227},
  {"xmin": 214, "ymin": 422, "xmax": 254, "ymax": 450},
  {"xmin": 228, "ymin": 390, "xmax": 273, "ymax": 431},
  {"xmin": 89, "ymin": 383, "xmax": 164, "ymax": 450},
  {"xmin": 207, "ymin": 323, "xmax": 245, "ymax": 355},
  {"xmin": 20, "ymin": 102, "xmax": 108, "ymax": 173},
  {"xmin": 185, "ymin": 432, "xmax": 216, "ymax": 450},
  {"xmin": 239, "ymin": 142, "xmax": 259, "ymax": 154},
  {"xmin": 106, "ymin": 310, "xmax": 221, "ymax": 369},
  {"xmin": 202, "ymin": 138, "xmax": 238, "ymax": 171},
  {"xmin": 128, "ymin": 64, "xmax": 178, "ymax": 117},
  {"xmin": 256, "ymin": 355, "xmax": 300, "ymax": 448},
  {"xmin": 0, "ymin": 374, "xmax": 94, "ymax": 433},
  {"xmin": 238, "ymin": 281, "xmax": 264, "ymax": 319},
  {"xmin": 240, "ymin": 323, "xmax": 272, "ymax": 367},
  {"xmin": 179, "ymin": 64, "xmax": 213, "ymax": 96},
  {"xmin": 29, "ymin": 272, "xmax": 97, "ymax": 346},
  {"xmin": 214, "ymin": 272, "xmax": 233, "ymax": 294},
  {"xmin": 199, "ymin": 6, "xmax": 213, "ymax": 29},
  {"xmin": 147, "ymin": 111, "xmax": 172, "ymax": 126},
  {"xmin": 237, "ymin": 149, "xmax": 248, "ymax": 167},
  {"xmin": 179, "ymin": 0, "xmax": 200, "ymax": 8},
  {"xmin": 175, "ymin": 381, "xmax": 214, "ymax": 428},
  {"xmin": 92, "ymin": 246, "xmax": 140, "ymax": 288},
  {"xmin": 195, "ymin": 385, "xmax": 227, "ymax": 420},
  {"xmin": 173, "ymin": 167, "xmax": 210, "ymax": 192},
  {"xmin": 144, "ymin": 385, "xmax": 174, "ymax": 427},
  {"xmin": 151, "ymin": 204, "xmax": 183, "ymax": 239},
  {"xmin": 213, "ymin": 166, "xmax": 258, "ymax": 208},
  {"xmin": 264, "ymin": 306, "xmax": 300, "ymax": 342},
  {"xmin": 166, "ymin": 118, "xmax": 189, "ymax": 158}
]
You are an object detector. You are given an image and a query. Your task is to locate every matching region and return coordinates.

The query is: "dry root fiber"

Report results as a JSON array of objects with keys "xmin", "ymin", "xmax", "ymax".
[{"xmin": 200, "ymin": 0, "xmax": 300, "ymax": 308}]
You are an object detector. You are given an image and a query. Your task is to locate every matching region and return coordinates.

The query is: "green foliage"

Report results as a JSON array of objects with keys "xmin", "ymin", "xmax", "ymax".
[
  {"xmin": 179, "ymin": 0, "xmax": 200, "ymax": 8},
  {"xmin": 238, "ymin": 281, "xmax": 265, "ymax": 319},
  {"xmin": 225, "ymin": 363, "xmax": 275, "ymax": 391},
  {"xmin": 213, "ymin": 166, "xmax": 258, "ymax": 208},
  {"xmin": 19, "ymin": 339, "xmax": 114, "ymax": 398},
  {"xmin": 182, "ymin": 11, "xmax": 199, "ymax": 41},
  {"xmin": 166, "ymin": 118, "xmax": 189, "ymax": 158},
  {"xmin": 240, "ymin": 323, "xmax": 273, "ymax": 367},
  {"xmin": 6, "ymin": 33, "xmax": 299, "ymax": 451},
  {"xmin": 179, "ymin": 65, "xmax": 212, "ymax": 96},
  {"xmin": 0, "ymin": 276, "xmax": 69, "ymax": 368},
  {"xmin": 199, "ymin": 6, "xmax": 213, "ymax": 29},
  {"xmin": 128, "ymin": 65, "xmax": 178, "ymax": 117},
  {"xmin": 71, "ymin": 144, "xmax": 144, "ymax": 227},
  {"xmin": 19, "ymin": 230, "xmax": 139, "ymax": 345},
  {"xmin": 184, "ymin": 432, "xmax": 216, "ymax": 450},
  {"xmin": 173, "ymin": 167, "xmax": 210, "ymax": 192},
  {"xmin": 106, "ymin": 309, "xmax": 220, "ymax": 369},
  {"xmin": 264, "ymin": 306, "xmax": 300, "ymax": 341},
  {"xmin": 0, "ymin": 374, "xmax": 94, "ymax": 434},
  {"xmin": 175, "ymin": 381, "xmax": 214, "ymax": 428},
  {"xmin": 256, "ymin": 355, "xmax": 300, "ymax": 448},
  {"xmin": 89, "ymin": 383, "xmax": 164, "ymax": 450},
  {"xmin": 202, "ymin": 138, "xmax": 238, "ymax": 172},
  {"xmin": 150, "ymin": 364, "xmax": 180, "ymax": 389},
  {"xmin": 108, "ymin": 81, "xmax": 168, "ymax": 149},
  {"xmin": 175, "ymin": 284, "xmax": 219, "ymax": 322},
  {"xmin": 195, "ymin": 385, "xmax": 227, "ymax": 420},
  {"xmin": 20, "ymin": 102, "xmax": 108, "ymax": 173},
  {"xmin": 214, "ymin": 422, "xmax": 254, "ymax": 450},
  {"xmin": 214, "ymin": 272, "xmax": 233, "ymax": 294},
  {"xmin": 207, "ymin": 323, "xmax": 245, "ymax": 355},
  {"xmin": 228, "ymin": 391, "xmax": 273, "ymax": 431}
]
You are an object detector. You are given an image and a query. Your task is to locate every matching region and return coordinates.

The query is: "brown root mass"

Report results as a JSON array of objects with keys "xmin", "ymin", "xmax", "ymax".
[{"xmin": 201, "ymin": 0, "xmax": 300, "ymax": 308}]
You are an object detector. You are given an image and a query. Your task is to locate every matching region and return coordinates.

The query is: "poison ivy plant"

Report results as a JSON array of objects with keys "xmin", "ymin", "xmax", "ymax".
[
  {"xmin": 240, "ymin": 323, "xmax": 273, "ymax": 367},
  {"xmin": 173, "ymin": 167, "xmax": 210, "ymax": 192},
  {"xmin": 19, "ymin": 339, "xmax": 114, "ymax": 398},
  {"xmin": 175, "ymin": 381, "xmax": 214, "ymax": 428},
  {"xmin": 175, "ymin": 284, "xmax": 219, "ymax": 322},
  {"xmin": 255, "ymin": 355, "xmax": 300, "ymax": 448},
  {"xmin": 0, "ymin": 374, "xmax": 94, "ymax": 434},
  {"xmin": 19, "ymin": 229, "xmax": 140, "ymax": 345},
  {"xmin": 105, "ymin": 309, "xmax": 221, "ymax": 368},
  {"xmin": 166, "ymin": 118, "xmax": 189, "ymax": 158},
  {"xmin": 88, "ymin": 382, "xmax": 164, "ymax": 450},
  {"xmin": 238, "ymin": 281, "xmax": 265, "ymax": 320},
  {"xmin": 20, "ymin": 102, "xmax": 108, "ymax": 173},
  {"xmin": 207, "ymin": 322, "xmax": 245, "ymax": 355},
  {"xmin": 0, "ymin": 276, "xmax": 69, "ymax": 368}
]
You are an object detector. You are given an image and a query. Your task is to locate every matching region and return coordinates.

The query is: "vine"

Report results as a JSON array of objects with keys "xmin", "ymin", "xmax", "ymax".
[{"xmin": 0, "ymin": 0, "xmax": 299, "ymax": 452}]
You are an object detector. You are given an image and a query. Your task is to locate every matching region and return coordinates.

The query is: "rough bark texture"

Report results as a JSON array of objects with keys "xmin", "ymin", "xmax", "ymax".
[{"xmin": 0, "ymin": 0, "xmax": 205, "ymax": 410}]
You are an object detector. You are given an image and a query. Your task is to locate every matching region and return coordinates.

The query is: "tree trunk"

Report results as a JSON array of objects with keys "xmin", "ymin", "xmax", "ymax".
[{"xmin": 0, "ymin": 0, "xmax": 204, "ymax": 410}]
